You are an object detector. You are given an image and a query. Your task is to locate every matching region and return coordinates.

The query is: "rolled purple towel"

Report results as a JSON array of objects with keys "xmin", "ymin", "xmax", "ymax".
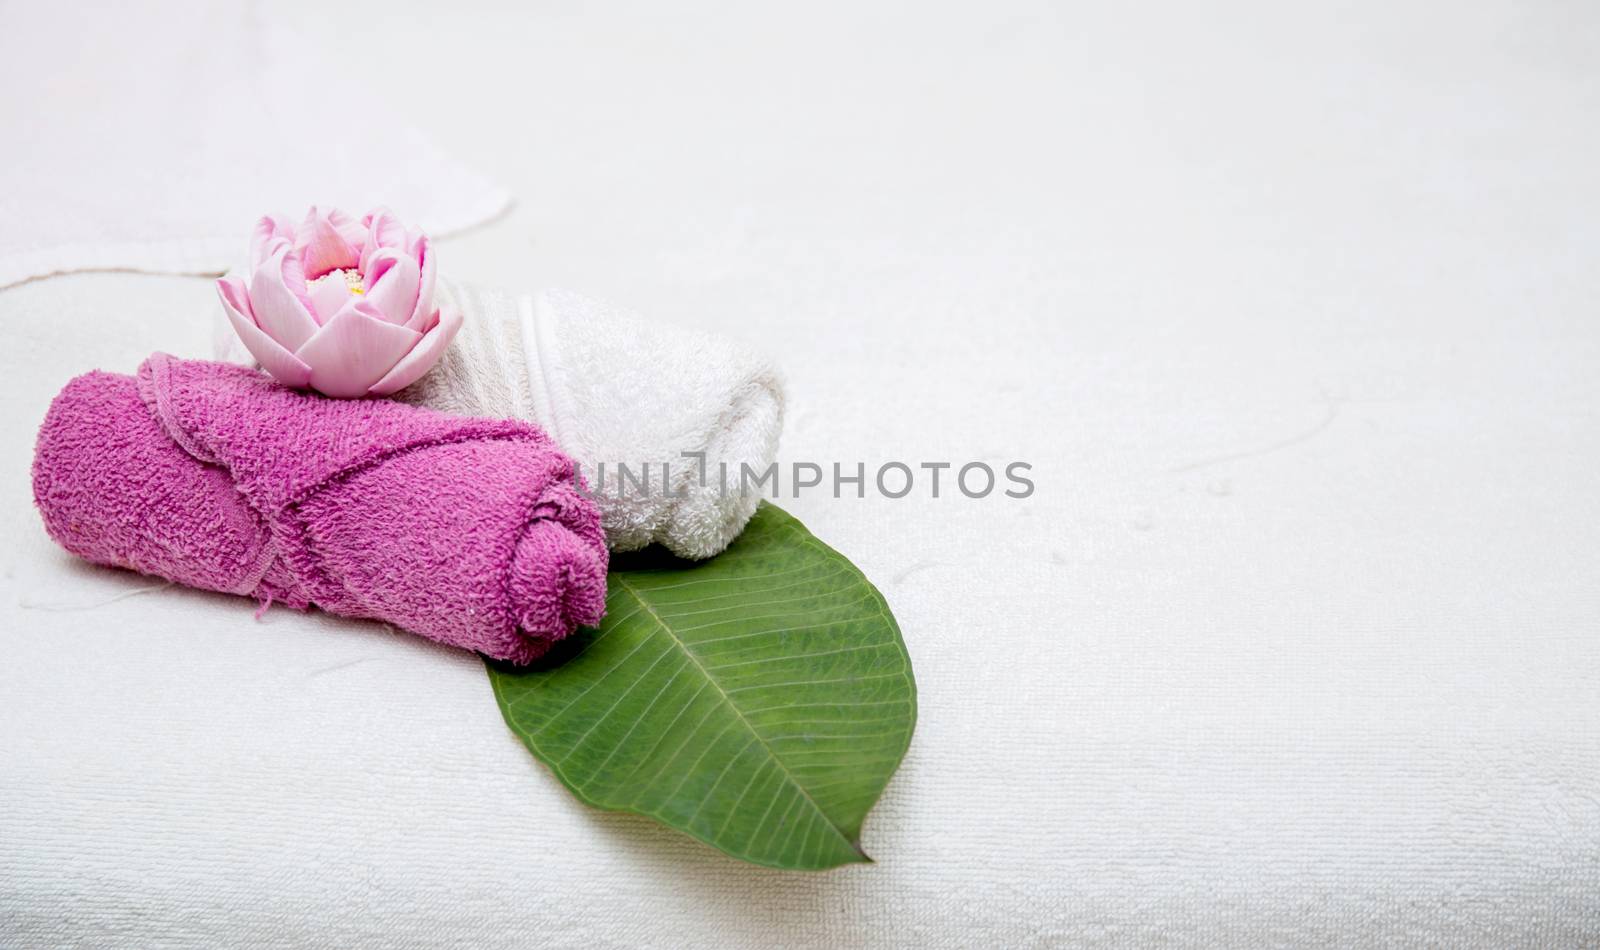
[{"xmin": 32, "ymin": 353, "xmax": 608, "ymax": 664}]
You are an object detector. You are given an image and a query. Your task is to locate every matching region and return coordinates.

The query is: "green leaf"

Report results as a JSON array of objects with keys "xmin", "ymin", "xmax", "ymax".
[{"xmin": 486, "ymin": 502, "xmax": 916, "ymax": 870}]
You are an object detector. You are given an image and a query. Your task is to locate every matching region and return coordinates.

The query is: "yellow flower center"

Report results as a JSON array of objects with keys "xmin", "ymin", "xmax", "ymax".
[{"xmin": 308, "ymin": 268, "xmax": 367, "ymax": 309}]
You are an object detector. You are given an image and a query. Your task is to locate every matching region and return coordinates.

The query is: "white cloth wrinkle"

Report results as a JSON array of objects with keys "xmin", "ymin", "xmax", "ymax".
[{"xmin": 0, "ymin": 3, "xmax": 509, "ymax": 288}]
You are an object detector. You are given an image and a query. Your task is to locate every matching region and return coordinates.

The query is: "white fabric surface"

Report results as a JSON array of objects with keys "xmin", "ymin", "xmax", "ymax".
[
  {"xmin": 4, "ymin": 0, "xmax": 1600, "ymax": 946},
  {"xmin": 0, "ymin": 2, "xmax": 509, "ymax": 288},
  {"xmin": 213, "ymin": 278, "xmax": 787, "ymax": 559}
]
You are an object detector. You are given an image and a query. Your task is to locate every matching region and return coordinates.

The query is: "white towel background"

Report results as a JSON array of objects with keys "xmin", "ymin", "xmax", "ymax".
[
  {"xmin": 3, "ymin": 0, "xmax": 1600, "ymax": 947},
  {"xmin": 0, "ymin": 2, "xmax": 509, "ymax": 288}
]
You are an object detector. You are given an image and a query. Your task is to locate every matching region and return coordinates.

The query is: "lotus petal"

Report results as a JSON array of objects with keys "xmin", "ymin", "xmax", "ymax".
[
  {"xmin": 248, "ymin": 246, "xmax": 320, "ymax": 351},
  {"xmin": 368, "ymin": 304, "xmax": 463, "ymax": 395},
  {"xmin": 307, "ymin": 273, "xmax": 353, "ymax": 324},
  {"xmin": 405, "ymin": 234, "xmax": 437, "ymax": 331},
  {"xmin": 215, "ymin": 273, "xmax": 255, "ymax": 325},
  {"xmin": 360, "ymin": 207, "xmax": 407, "ymax": 272},
  {"xmin": 299, "ymin": 213, "xmax": 361, "ymax": 280},
  {"xmin": 217, "ymin": 278, "xmax": 313, "ymax": 388},
  {"xmin": 249, "ymin": 214, "xmax": 297, "ymax": 271},
  {"xmin": 325, "ymin": 206, "xmax": 368, "ymax": 248},
  {"xmin": 362, "ymin": 248, "xmax": 421, "ymax": 326},
  {"xmin": 294, "ymin": 300, "xmax": 422, "ymax": 397}
]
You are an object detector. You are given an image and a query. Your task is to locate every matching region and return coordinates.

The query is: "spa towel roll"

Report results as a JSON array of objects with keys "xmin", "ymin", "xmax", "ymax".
[
  {"xmin": 217, "ymin": 279, "xmax": 786, "ymax": 560},
  {"xmin": 32, "ymin": 354, "xmax": 607, "ymax": 664}
]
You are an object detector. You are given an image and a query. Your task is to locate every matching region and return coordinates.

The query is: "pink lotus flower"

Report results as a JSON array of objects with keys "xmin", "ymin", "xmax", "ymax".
[{"xmin": 216, "ymin": 206, "xmax": 462, "ymax": 398}]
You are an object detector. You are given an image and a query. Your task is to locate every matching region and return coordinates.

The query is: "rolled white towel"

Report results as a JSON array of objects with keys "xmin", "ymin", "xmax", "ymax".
[{"xmin": 215, "ymin": 279, "xmax": 785, "ymax": 560}]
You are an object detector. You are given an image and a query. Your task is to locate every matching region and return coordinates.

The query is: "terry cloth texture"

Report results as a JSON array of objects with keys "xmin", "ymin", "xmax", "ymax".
[
  {"xmin": 400, "ymin": 281, "xmax": 787, "ymax": 560},
  {"xmin": 31, "ymin": 354, "xmax": 606, "ymax": 664},
  {"xmin": 216, "ymin": 278, "xmax": 786, "ymax": 560}
]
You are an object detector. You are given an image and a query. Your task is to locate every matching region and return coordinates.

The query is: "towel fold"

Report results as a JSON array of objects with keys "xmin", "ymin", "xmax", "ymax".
[
  {"xmin": 402, "ymin": 281, "xmax": 787, "ymax": 559},
  {"xmin": 32, "ymin": 354, "xmax": 607, "ymax": 664}
]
